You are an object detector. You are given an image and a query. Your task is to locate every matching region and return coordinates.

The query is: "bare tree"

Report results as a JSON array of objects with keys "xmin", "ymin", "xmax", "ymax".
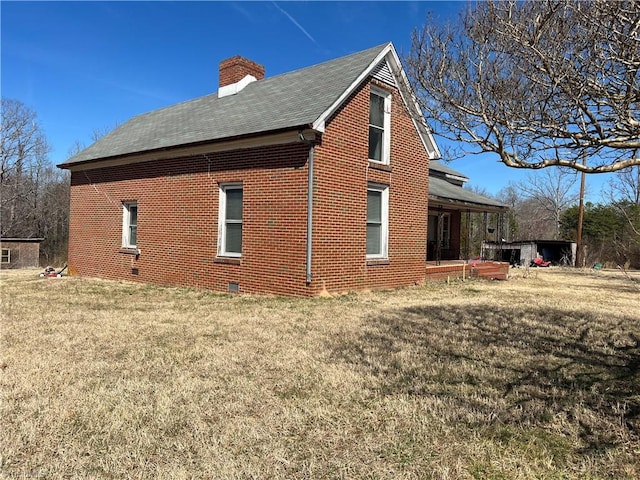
[
  {"xmin": 405, "ymin": 0, "xmax": 640, "ymax": 174},
  {"xmin": 37, "ymin": 167, "xmax": 70, "ymax": 264},
  {"xmin": 606, "ymin": 166, "xmax": 640, "ymax": 205},
  {"xmin": 1, "ymin": 98, "xmax": 51, "ymax": 237},
  {"xmin": 518, "ymin": 169, "xmax": 580, "ymax": 238},
  {"xmin": 498, "ymin": 168, "xmax": 580, "ymax": 239},
  {"xmin": 1, "ymin": 98, "xmax": 70, "ymax": 264},
  {"xmin": 603, "ymin": 166, "xmax": 640, "ymax": 249},
  {"xmin": 496, "ymin": 184, "xmax": 520, "ymax": 240}
]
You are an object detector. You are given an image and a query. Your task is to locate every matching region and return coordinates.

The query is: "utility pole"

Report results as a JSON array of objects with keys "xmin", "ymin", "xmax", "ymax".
[{"xmin": 575, "ymin": 154, "xmax": 586, "ymax": 267}]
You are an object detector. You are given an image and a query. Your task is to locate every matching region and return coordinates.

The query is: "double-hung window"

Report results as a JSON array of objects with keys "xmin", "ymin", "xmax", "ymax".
[
  {"xmin": 122, "ymin": 202, "xmax": 138, "ymax": 249},
  {"xmin": 1, "ymin": 248, "xmax": 10, "ymax": 264},
  {"xmin": 366, "ymin": 184, "xmax": 389, "ymax": 259},
  {"xmin": 218, "ymin": 184, "xmax": 243, "ymax": 257},
  {"xmin": 368, "ymin": 87, "xmax": 391, "ymax": 164}
]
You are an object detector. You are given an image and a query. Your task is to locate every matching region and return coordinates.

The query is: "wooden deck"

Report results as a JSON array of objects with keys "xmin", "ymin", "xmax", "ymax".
[{"xmin": 425, "ymin": 260, "xmax": 509, "ymax": 281}]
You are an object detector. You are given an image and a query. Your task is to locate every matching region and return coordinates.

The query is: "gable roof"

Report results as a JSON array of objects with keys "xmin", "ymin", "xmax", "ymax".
[
  {"xmin": 428, "ymin": 175, "xmax": 508, "ymax": 213},
  {"xmin": 59, "ymin": 43, "xmax": 439, "ymax": 169}
]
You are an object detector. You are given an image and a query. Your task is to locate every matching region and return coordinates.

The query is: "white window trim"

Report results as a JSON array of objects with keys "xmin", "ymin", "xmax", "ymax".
[
  {"xmin": 366, "ymin": 183, "xmax": 389, "ymax": 259},
  {"xmin": 1, "ymin": 248, "xmax": 10, "ymax": 263},
  {"xmin": 218, "ymin": 183, "xmax": 243, "ymax": 258},
  {"xmin": 369, "ymin": 86, "xmax": 392, "ymax": 165},
  {"xmin": 121, "ymin": 201, "xmax": 137, "ymax": 249}
]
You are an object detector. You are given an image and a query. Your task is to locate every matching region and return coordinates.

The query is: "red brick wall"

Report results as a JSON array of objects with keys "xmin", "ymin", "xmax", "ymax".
[
  {"xmin": 69, "ymin": 144, "xmax": 311, "ymax": 296},
  {"xmin": 308, "ymin": 80, "xmax": 429, "ymax": 294},
  {"xmin": 68, "ymin": 78, "xmax": 430, "ymax": 296}
]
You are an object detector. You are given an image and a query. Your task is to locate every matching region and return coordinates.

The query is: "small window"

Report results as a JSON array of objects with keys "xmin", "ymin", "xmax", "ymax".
[
  {"xmin": 366, "ymin": 184, "xmax": 389, "ymax": 259},
  {"xmin": 1, "ymin": 248, "xmax": 10, "ymax": 264},
  {"xmin": 218, "ymin": 184, "xmax": 243, "ymax": 257},
  {"xmin": 122, "ymin": 202, "xmax": 138, "ymax": 248},
  {"xmin": 368, "ymin": 87, "xmax": 391, "ymax": 164}
]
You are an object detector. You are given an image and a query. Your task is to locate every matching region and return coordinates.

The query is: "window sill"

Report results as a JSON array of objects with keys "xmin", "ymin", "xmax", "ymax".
[
  {"xmin": 367, "ymin": 258, "xmax": 390, "ymax": 266},
  {"xmin": 214, "ymin": 257, "xmax": 241, "ymax": 265},
  {"xmin": 119, "ymin": 248, "xmax": 139, "ymax": 256},
  {"xmin": 368, "ymin": 161, "xmax": 391, "ymax": 172}
]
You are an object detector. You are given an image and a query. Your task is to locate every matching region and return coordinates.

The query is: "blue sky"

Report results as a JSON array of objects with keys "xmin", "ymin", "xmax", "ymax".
[{"xmin": 1, "ymin": 1, "xmax": 612, "ymax": 199}]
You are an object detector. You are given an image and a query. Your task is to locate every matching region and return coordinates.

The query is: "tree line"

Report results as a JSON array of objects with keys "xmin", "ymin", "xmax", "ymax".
[
  {"xmin": 1, "ymin": 99, "xmax": 70, "ymax": 265},
  {"xmin": 461, "ymin": 167, "xmax": 640, "ymax": 269}
]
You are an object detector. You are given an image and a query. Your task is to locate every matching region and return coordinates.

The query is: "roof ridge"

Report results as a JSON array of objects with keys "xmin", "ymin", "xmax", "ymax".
[{"xmin": 259, "ymin": 43, "xmax": 391, "ymax": 82}]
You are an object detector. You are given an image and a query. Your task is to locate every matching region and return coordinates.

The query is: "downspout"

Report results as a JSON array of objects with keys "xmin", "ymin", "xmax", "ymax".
[
  {"xmin": 306, "ymin": 144, "xmax": 315, "ymax": 284},
  {"xmin": 299, "ymin": 129, "xmax": 319, "ymax": 285}
]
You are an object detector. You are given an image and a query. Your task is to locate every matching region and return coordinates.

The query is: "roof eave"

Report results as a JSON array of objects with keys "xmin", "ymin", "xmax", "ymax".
[
  {"xmin": 58, "ymin": 126, "xmax": 320, "ymax": 171},
  {"xmin": 386, "ymin": 46, "xmax": 441, "ymax": 160},
  {"xmin": 445, "ymin": 173, "xmax": 469, "ymax": 183},
  {"xmin": 429, "ymin": 196, "xmax": 509, "ymax": 213},
  {"xmin": 0, "ymin": 237, "xmax": 45, "ymax": 242}
]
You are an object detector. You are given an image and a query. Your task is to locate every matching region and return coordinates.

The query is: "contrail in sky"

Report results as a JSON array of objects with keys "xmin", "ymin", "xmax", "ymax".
[{"xmin": 272, "ymin": 2, "xmax": 318, "ymax": 46}]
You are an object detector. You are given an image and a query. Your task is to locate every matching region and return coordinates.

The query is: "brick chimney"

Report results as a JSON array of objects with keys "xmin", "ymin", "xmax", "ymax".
[{"xmin": 219, "ymin": 56, "xmax": 265, "ymax": 90}]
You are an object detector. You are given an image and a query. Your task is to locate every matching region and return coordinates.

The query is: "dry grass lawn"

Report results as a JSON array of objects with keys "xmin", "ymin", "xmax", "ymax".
[{"xmin": 1, "ymin": 267, "xmax": 639, "ymax": 479}]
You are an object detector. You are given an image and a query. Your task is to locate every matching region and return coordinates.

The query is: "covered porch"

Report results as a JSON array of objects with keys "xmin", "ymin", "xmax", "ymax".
[
  {"xmin": 424, "ymin": 161, "xmax": 510, "ymax": 280},
  {"xmin": 427, "ymin": 175, "xmax": 509, "ymax": 263}
]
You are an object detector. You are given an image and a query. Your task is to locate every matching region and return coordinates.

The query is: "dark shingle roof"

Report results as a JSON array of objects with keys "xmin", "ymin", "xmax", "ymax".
[
  {"xmin": 60, "ymin": 44, "xmax": 390, "ymax": 167},
  {"xmin": 429, "ymin": 160, "xmax": 469, "ymax": 181},
  {"xmin": 428, "ymin": 176, "xmax": 508, "ymax": 211}
]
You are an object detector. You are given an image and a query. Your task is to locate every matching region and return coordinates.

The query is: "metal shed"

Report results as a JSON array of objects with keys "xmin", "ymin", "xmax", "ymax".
[{"xmin": 482, "ymin": 240, "xmax": 576, "ymax": 267}]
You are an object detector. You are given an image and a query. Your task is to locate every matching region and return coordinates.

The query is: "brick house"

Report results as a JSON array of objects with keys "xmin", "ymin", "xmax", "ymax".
[{"xmin": 58, "ymin": 43, "xmax": 442, "ymax": 296}]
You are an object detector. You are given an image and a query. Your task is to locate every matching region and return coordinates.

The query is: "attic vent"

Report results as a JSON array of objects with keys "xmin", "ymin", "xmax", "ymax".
[{"xmin": 371, "ymin": 61, "xmax": 396, "ymax": 87}]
